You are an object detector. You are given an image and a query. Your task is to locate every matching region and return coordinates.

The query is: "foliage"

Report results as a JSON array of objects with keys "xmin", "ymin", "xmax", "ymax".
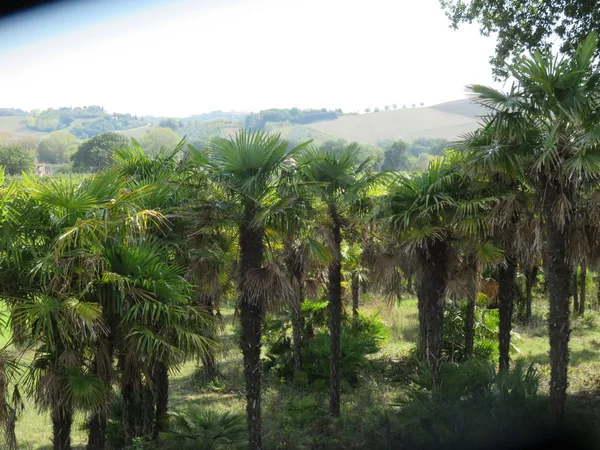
[
  {"xmin": 264, "ymin": 311, "xmax": 386, "ymax": 386},
  {"xmin": 36, "ymin": 131, "xmax": 78, "ymax": 164},
  {"xmin": 139, "ymin": 127, "xmax": 182, "ymax": 153},
  {"xmin": 71, "ymin": 114, "xmax": 145, "ymax": 139},
  {"xmin": 0, "ymin": 108, "xmax": 27, "ymax": 116},
  {"xmin": 440, "ymin": 0, "xmax": 600, "ymax": 78},
  {"xmin": 70, "ymin": 131, "xmax": 131, "ymax": 172},
  {"xmin": 161, "ymin": 407, "xmax": 247, "ymax": 450},
  {"xmin": 380, "ymin": 140, "xmax": 410, "ymax": 171},
  {"xmin": 407, "ymin": 137, "xmax": 448, "ymax": 157},
  {"xmin": 0, "ymin": 144, "xmax": 35, "ymax": 175},
  {"xmin": 397, "ymin": 358, "xmax": 546, "ymax": 449},
  {"xmin": 442, "ymin": 302, "xmax": 501, "ymax": 362},
  {"xmin": 245, "ymin": 107, "xmax": 342, "ymax": 129}
]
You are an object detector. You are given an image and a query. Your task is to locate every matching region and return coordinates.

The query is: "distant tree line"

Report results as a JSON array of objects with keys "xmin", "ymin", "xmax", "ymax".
[
  {"xmin": 245, "ymin": 107, "xmax": 343, "ymax": 129},
  {"xmin": 0, "ymin": 108, "xmax": 27, "ymax": 116},
  {"xmin": 25, "ymin": 106, "xmax": 145, "ymax": 139}
]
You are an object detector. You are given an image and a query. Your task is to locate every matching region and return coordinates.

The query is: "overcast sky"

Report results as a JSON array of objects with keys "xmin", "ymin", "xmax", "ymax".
[{"xmin": 0, "ymin": 0, "xmax": 502, "ymax": 117}]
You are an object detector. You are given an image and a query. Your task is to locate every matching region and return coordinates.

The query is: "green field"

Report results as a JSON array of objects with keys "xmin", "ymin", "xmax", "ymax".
[{"xmin": 13, "ymin": 294, "xmax": 600, "ymax": 449}]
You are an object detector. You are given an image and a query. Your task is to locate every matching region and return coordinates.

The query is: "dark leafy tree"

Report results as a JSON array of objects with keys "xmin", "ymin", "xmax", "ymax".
[{"xmin": 440, "ymin": 0, "xmax": 600, "ymax": 78}]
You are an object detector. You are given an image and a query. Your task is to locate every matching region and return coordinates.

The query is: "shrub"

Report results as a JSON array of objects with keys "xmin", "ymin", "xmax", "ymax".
[
  {"xmin": 263, "ymin": 309, "xmax": 385, "ymax": 386},
  {"xmin": 442, "ymin": 301, "xmax": 513, "ymax": 362},
  {"xmin": 161, "ymin": 407, "xmax": 247, "ymax": 450},
  {"xmin": 303, "ymin": 313, "xmax": 385, "ymax": 386},
  {"xmin": 396, "ymin": 359, "xmax": 546, "ymax": 449}
]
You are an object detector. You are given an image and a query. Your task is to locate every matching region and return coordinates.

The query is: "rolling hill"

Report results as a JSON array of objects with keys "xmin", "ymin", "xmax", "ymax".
[
  {"xmin": 0, "ymin": 99, "xmax": 488, "ymax": 146},
  {"xmin": 305, "ymin": 98, "xmax": 486, "ymax": 144}
]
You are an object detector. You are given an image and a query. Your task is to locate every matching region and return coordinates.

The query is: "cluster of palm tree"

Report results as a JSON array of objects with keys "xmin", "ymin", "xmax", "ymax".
[
  {"xmin": 0, "ymin": 32, "xmax": 597, "ymax": 450},
  {"xmin": 0, "ymin": 143, "xmax": 214, "ymax": 450}
]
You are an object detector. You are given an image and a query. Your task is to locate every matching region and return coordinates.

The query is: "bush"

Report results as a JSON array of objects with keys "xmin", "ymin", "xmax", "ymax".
[
  {"xmin": 397, "ymin": 359, "xmax": 547, "ymax": 449},
  {"xmin": 161, "ymin": 407, "xmax": 247, "ymax": 450},
  {"xmin": 442, "ymin": 302, "xmax": 510, "ymax": 362},
  {"xmin": 263, "ymin": 308, "xmax": 385, "ymax": 386}
]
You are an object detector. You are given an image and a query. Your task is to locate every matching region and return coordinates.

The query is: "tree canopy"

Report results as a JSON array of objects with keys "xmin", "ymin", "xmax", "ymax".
[
  {"xmin": 37, "ymin": 131, "xmax": 78, "ymax": 164},
  {"xmin": 0, "ymin": 144, "xmax": 35, "ymax": 175},
  {"xmin": 70, "ymin": 131, "xmax": 131, "ymax": 173},
  {"xmin": 440, "ymin": 0, "xmax": 600, "ymax": 77}
]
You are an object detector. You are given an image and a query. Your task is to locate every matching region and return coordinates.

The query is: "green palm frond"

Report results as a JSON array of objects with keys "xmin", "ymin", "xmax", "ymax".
[{"xmin": 64, "ymin": 369, "xmax": 107, "ymax": 412}]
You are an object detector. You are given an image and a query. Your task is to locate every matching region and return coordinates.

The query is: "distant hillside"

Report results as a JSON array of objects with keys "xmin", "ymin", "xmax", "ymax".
[
  {"xmin": 305, "ymin": 99, "xmax": 486, "ymax": 144},
  {"xmin": 0, "ymin": 116, "xmax": 45, "ymax": 137},
  {"xmin": 429, "ymin": 98, "xmax": 488, "ymax": 119},
  {"xmin": 0, "ymin": 100, "xmax": 488, "ymax": 146}
]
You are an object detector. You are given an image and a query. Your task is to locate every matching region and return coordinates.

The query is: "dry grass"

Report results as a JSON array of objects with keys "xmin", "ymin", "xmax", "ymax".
[{"xmin": 306, "ymin": 106, "xmax": 480, "ymax": 144}]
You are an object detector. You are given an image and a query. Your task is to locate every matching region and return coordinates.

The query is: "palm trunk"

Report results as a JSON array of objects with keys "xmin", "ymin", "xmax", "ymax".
[
  {"xmin": 464, "ymin": 254, "xmax": 478, "ymax": 360},
  {"xmin": 328, "ymin": 203, "xmax": 343, "ymax": 417},
  {"xmin": 406, "ymin": 271, "xmax": 414, "ymax": 295},
  {"xmin": 285, "ymin": 245, "xmax": 305, "ymax": 375},
  {"xmin": 417, "ymin": 293, "xmax": 426, "ymax": 358},
  {"xmin": 498, "ymin": 256, "xmax": 517, "ymax": 372},
  {"xmin": 196, "ymin": 292, "xmax": 218, "ymax": 378},
  {"xmin": 290, "ymin": 291, "xmax": 303, "ymax": 374},
  {"xmin": 291, "ymin": 268, "xmax": 304, "ymax": 374},
  {"xmin": 579, "ymin": 262, "xmax": 586, "ymax": 316},
  {"xmin": 87, "ymin": 309, "xmax": 116, "ymax": 450},
  {"xmin": 239, "ymin": 205, "xmax": 264, "ymax": 450},
  {"xmin": 416, "ymin": 239, "xmax": 449, "ymax": 388},
  {"xmin": 351, "ymin": 273, "xmax": 360, "ymax": 320},
  {"xmin": 120, "ymin": 357, "xmax": 141, "ymax": 445},
  {"xmin": 573, "ymin": 271, "xmax": 579, "ymax": 315},
  {"xmin": 52, "ymin": 405, "xmax": 73, "ymax": 450},
  {"xmin": 153, "ymin": 362, "xmax": 169, "ymax": 440},
  {"xmin": 544, "ymin": 188, "xmax": 572, "ymax": 423},
  {"xmin": 141, "ymin": 383, "xmax": 155, "ymax": 437},
  {"xmin": 525, "ymin": 265, "xmax": 537, "ymax": 324}
]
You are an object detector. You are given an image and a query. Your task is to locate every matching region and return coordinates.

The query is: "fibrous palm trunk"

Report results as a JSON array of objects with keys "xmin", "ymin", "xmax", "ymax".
[
  {"xmin": 498, "ymin": 256, "xmax": 517, "ymax": 372},
  {"xmin": 153, "ymin": 361, "xmax": 169, "ymax": 440},
  {"xmin": 284, "ymin": 245, "xmax": 305, "ymax": 375},
  {"xmin": 579, "ymin": 261, "xmax": 586, "ymax": 316},
  {"xmin": 239, "ymin": 205, "xmax": 264, "ymax": 450},
  {"xmin": 524, "ymin": 265, "xmax": 538, "ymax": 324},
  {"xmin": 290, "ymin": 270, "xmax": 304, "ymax": 374},
  {"xmin": 351, "ymin": 273, "xmax": 360, "ymax": 321},
  {"xmin": 573, "ymin": 271, "xmax": 579, "ymax": 315},
  {"xmin": 87, "ymin": 307, "xmax": 117, "ymax": 450},
  {"xmin": 119, "ymin": 355, "xmax": 142, "ymax": 445},
  {"xmin": 196, "ymin": 292, "xmax": 218, "ymax": 378},
  {"xmin": 464, "ymin": 253, "xmax": 478, "ymax": 359},
  {"xmin": 416, "ymin": 239, "xmax": 449, "ymax": 388},
  {"xmin": 328, "ymin": 203, "xmax": 343, "ymax": 417},
  {"xmin": 52, "ymin": 404, "xmax": 73, "ymax": 450},
  {"xmin": 544, "ymin": 186, "xmax": 572, "ymax": 423}
]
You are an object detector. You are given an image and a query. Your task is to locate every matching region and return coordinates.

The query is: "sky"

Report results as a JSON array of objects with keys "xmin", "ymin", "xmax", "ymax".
[{"xmin": 0, "ymin": 0, "xmax": 502, "ymax": 117}]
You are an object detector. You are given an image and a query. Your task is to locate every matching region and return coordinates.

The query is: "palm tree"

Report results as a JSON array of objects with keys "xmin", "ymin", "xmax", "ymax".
[
  {"xmin": 201, "ymin": 130, "xmax": 309, "ymax": 449},
  {"xmin": 383, "ymin": 158, "xmax": 491, "ymax": 385},
  {"xmin": 110, "ymin": 141, "xmax": 215, "ymax": 446},
  {"xmin": 297, "ymin": 143, "xmax": 382, "ymax": 416},
  {"xmin": 271, "ymin": 195, "xmax": 333, "ymax": 375},
  {"xmin": 463, "ymin": 32, "xmax": 600, "ymax": 420}
]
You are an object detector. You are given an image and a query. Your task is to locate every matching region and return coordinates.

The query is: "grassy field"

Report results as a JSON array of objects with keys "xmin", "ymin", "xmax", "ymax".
[
  {"xmin": 306, "ymin": 105, "xmax": 480, "ymax": 144},
  {"xmin": 0, "ymin": 116, "xmax": 44, "ymax": 138},
  {"xmin": 12, "ymin": 294, "xmax": 600, "ymax": 449}
]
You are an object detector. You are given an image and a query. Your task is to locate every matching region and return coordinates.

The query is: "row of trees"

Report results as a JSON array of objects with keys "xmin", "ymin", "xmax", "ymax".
[
  {"xmin": 364, "ymin": 102, "xmax": 424, "ymax": 113},
  {"xmin": 196, "ymin": 32, "xmax": 600, "ymax": 448}
]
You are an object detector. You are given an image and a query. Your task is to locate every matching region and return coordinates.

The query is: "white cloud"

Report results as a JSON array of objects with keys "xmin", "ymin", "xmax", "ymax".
[{"xmin": 0, "ymin": 0, "xmax": 501, "ymax": 117}]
